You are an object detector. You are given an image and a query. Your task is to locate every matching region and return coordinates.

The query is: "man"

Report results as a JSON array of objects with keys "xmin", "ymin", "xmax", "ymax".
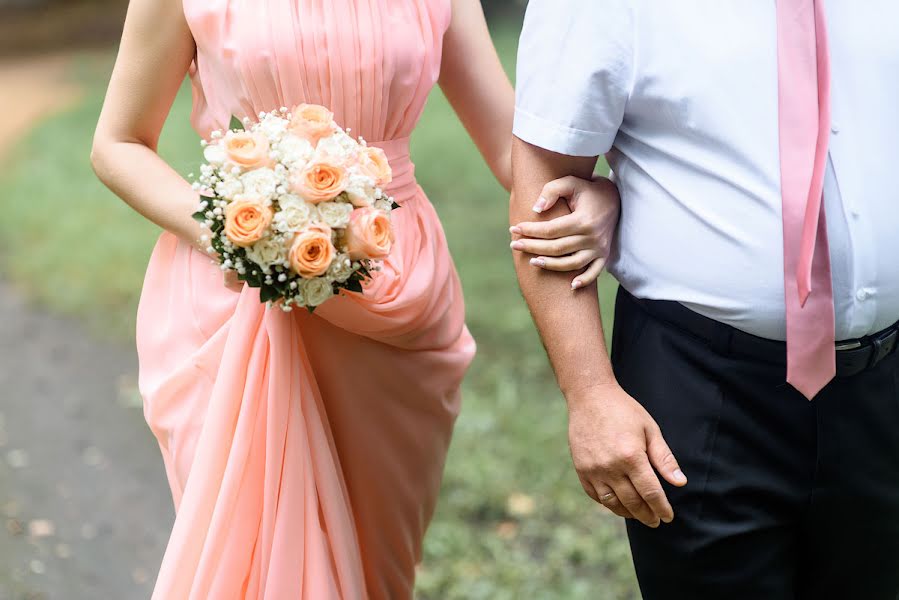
[{"xmin": 510, "ymin": 1, "xmax": 899, "ymax": 599}]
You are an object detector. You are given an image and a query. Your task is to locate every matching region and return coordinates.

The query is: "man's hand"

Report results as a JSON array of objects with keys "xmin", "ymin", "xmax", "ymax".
[{"xmin": 567, "ymin": 383, "xmax": 687, "ymax": 527}]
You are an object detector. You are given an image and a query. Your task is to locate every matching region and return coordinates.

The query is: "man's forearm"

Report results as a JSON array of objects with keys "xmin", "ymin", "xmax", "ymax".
[{"xmin": 510, "ymin": 139, "xmax": 616, "ymax": 398}]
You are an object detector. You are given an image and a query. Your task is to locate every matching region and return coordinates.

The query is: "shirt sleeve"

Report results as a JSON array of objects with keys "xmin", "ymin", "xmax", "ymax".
[{"xmin": 513, "ymin": 0, "xmax": 635, "ymax": 157}]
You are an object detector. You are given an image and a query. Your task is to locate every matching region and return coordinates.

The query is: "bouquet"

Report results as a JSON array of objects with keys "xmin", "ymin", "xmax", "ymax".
[{"xmin": 191, "ymin": 104, "xmax": 397, "ymax": 311}]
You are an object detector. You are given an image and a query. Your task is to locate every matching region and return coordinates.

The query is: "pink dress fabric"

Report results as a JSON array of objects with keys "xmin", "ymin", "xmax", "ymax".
[{"xmin": 135, "ymin": 1, "xmax": 476, "ymax": 598}]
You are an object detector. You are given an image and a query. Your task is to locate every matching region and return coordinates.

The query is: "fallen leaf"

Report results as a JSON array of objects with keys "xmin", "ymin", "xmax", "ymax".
[{"xmin": 506, "ymin": 492, "xmax": 536, "ymax": 517}]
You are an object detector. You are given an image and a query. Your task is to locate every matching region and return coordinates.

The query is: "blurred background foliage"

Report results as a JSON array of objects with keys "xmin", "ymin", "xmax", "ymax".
[{"xmin": 0, "ymin": 1, "xmax": 634, "ymax": 598}]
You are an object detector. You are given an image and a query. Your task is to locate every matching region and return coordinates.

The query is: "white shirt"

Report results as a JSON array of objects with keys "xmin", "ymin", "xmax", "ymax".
[{"xmin": 513, "ymin": 0, "xmax": 899, "ymax": 341}]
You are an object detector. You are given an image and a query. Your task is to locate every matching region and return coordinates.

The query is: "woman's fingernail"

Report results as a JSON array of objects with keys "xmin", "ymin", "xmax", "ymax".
[
  {"xmin": 532, "ymin": 197, "xmax": 548, "ymax": 213},
  {"xmin": 662, "ymin": 516, "xmax": 674, "ymax": 524},
  {"xmin": 509, "ymin": 225, "xmax": 522, "ymax": 235},
  {"xmin": 510, "ymin": 241, "xmax": 524, "ymax": 251},
  {"xmin": 571, "ymin": 279, "xmax": 582, "ymax": 290},
  {"xmin": 530, "ymin": 257, "xmax": 545, "ymax": 267},
  {"xmin": 674, "ymin": 469, "xmax": 687, "ymax": 484}
]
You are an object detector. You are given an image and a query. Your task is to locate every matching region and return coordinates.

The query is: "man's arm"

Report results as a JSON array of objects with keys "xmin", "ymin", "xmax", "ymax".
[{"xmin": 511, "ymin": 138, "xmax": 687, "ymax": 528}]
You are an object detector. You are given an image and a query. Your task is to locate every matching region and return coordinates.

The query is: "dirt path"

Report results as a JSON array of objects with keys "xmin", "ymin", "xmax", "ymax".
[
  {"xmin": 0, "ymin": 54, "xmax": 81, "ymax": 160},
  {"xmin": 0, "ymin": 54, "xmax": 171, "ymax": 600}
]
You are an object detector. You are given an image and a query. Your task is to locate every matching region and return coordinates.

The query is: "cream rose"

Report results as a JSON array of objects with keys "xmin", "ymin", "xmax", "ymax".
[
  {"xmin": 239, "ymin": 167, "xmax": 280, "ymax": 203},
  {"xmin": 315, "ymin": 132, "xmax": 357, "ymax": 165},
  {"xmin": 316, "ymin": 201, "xmax": 353, "ymax": 228},
  {"xmin": 300, "ymin": 277, "xmax": 335, "ymax": 307},
  {"xmin": 290, "ymin": 161, "xmax": 348, "ymax": 204},
  {"xmin": 345, "ymin": 207, "xmax": 394, "ymax": 260},
  {"xmin": 273, "ymin": 195, "xmax": 317, "ymax": 233},
  {"xmin": 203, "ymin": 142, "xmax": 227, "ymax": 166},
  {"xmin": 275, "ymin": 134, "xmax": 314, "ymax": 170},
  {"xmin": 245, "ymin": 235, "xmax": 287, "ymax": 269},
  {"xmin": 223, "ymin": 199, "xmax": 274, "ymax": 247},
  {"xmin": 344, "ymin": 173, "xmax": 376, "ymax": 208},
  {"xmin": 223, "ymin": 131, "xmax": 272, "ymax": 171},
  {"xmin": 288, "ymin": 223, "xmax": 336, "ymax": 278},
  {"xmin": 289, "ymin": 104, "xmax": 336, "ymax": 146},
  {"xmin": 215, "ymin": 174, "xmax": 244, "ymax": 200}
]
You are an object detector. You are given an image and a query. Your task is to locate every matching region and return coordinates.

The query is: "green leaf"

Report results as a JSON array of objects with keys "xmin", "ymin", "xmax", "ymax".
[
  {"xmin": 192, "ymin": 211, "xmax": 207, "ymax": 223},
  {"xmin": 244, "ymin": 270, "xmax": 262, "ymax": 287},
  {"xmin": 229, "ymin": 115, "xmax": 245, "ymax": 131},
  {"xmin": 259, "ymin": 285, "xmax": 279, "ymax": 303}
]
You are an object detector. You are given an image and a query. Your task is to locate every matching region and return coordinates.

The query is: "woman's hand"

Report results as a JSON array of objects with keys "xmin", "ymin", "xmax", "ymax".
[{"xmin": 509, "ymin": 176, "xmax": 621, "ymax": 289}]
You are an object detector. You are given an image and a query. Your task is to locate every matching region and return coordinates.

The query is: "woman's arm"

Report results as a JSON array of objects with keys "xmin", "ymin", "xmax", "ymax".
[
  {"xmin": 438, "ymin": 0, "xmax": 514, "ymax": 191},
  {"xmin": 91, "ymin": 0, "xmax": 206, "ymax": 251}
]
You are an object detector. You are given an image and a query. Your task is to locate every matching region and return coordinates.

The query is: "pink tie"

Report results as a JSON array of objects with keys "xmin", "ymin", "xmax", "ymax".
[{"xmin": 776, "ymin": 0, "xmax": 836, "ymax": 400}]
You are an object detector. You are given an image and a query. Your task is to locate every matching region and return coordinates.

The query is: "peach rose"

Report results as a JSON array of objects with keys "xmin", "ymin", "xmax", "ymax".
[
  {"xmin": 223, "ymin": 131, "xmax": 272, "ymax": 170},
  {"xmin": 223, "ymin": 199, "xmax": 274, "ymax": 247},
  {"xmin": 345, "ymin": 207, "xmax": 394, "ymax": 260},
  {"xmin": 290, "ymin": 161, "xmax": 348, "ymax": 204},
  {"xmin": 289, "ymin": 104, "xmax": 336, "ymax": 146},
  {"xmin": 288, "ymin": 223, "xmax": 336, "ymax": 278},
  {"xmin": 359, "ymin": 146, "xmax": 393, "ymax": 187}
]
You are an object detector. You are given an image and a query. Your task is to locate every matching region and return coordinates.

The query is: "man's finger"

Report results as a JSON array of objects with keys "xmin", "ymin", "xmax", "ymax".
[
  {"xmin": 592, "ymin": 482, "xmax": 635, "ymax": 520},
  {"xmin": 646, "ymin": 425, "xmax": 688, "ymax": 488},
  {"xmin": 609, "ymin": 477, "xmax": 659, "ymax": 528},
  {"xmin": 628, "ymin": 461, "xmax": 674, "ymax": 524}
]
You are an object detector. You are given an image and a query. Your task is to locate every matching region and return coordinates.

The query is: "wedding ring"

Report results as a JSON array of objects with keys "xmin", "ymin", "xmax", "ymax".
[{"xmin": 599, "ymin": 492, "xmax": 617, "ymax": 504}]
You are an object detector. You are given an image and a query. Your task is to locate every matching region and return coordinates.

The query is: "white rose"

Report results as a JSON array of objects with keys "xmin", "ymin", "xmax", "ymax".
[
  {"xmin": 203, "ymin": 142, "xmax": 227, "ymax": 166},
  {"xmin": 273, "ymin": 195, "xmax": 317, "ymax": 233},
  {"xmin": 275, "ymin": 134, "xmax": 314, "ymax": 169},
  {"xmin": 300, "ymin": 277, "xmax": 335, "ymax": 307},
  {"xmin": 374, "ymin": 198, "xmax": 393, "ymax": 213},
  {"xmin": 215, "ymin": 174, "xmax": 244, "ymax": 200},
  {"xmin": 327, "ymin": 253, "xmax": 355, "ymax": 283},
  {"xmin": 239, "ymin": 168, "xmax": 280, "ymax": 202},
  {"xmin": 245, "ymin": 235, "xmax": 287, "ymax": 270},
  {"xmin": 315, "ymin": 133, "xmax": 357, "ymax": 164},
  {"xmin": 316, "ymin": 201, "xmax": 353, "ymax": 229},
  {"xmin": 343, "ymin": 172, "xmax": 376, "ymax": 207}
]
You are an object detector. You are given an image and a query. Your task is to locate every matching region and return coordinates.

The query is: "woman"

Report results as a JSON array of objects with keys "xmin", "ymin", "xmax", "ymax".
[{"xmin": 91, "ymin": 0, "xmax": 618, "ymax": 597}]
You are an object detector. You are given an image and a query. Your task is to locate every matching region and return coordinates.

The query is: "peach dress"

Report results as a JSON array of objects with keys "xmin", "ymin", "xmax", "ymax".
[{"xmin": 135, "ymin": 1, "xmax": 475, "ymax": 598}]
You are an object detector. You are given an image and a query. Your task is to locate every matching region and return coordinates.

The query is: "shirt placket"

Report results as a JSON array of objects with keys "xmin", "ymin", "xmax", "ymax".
[{"xmin": 829, "ymin": 121, "xmax": 878, "ymax": 339}]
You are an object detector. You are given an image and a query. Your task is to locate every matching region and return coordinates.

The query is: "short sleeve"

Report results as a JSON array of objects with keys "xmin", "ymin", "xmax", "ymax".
[{"xmin": 513, "ymin": 0, "xmax": 635, "ymax": 157}]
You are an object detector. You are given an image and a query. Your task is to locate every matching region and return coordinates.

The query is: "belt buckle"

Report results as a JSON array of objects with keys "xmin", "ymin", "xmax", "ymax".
[
  {"xmin": 835, "ymin": 340, "xmax": 862, "ymax": 352},
  {"xmin": 868, "ymin": 328, "xmax": 899, "ymax": 369}
]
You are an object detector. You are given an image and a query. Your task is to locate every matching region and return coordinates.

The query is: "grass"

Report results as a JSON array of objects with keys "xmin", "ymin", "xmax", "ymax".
[{"xmin": 0, "ymin": 26, "xmax": 636, "ymax": 600}]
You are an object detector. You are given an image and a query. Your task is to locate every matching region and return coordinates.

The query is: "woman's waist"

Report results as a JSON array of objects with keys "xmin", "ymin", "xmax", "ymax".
[{"xmin": 368, "ymin": 136, "xmax": 421, "ymax": 202}]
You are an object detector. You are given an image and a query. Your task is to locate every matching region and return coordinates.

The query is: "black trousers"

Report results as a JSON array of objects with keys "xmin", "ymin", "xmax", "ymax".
[{"xmin": 610, "ymin": 287, "xmax": 899, "ymax": 600}]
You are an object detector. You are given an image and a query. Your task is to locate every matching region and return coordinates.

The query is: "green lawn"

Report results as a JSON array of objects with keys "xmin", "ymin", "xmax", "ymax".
[{"xmin": 0, "ymin": 27, "xmax": 636, "ymax": 600}]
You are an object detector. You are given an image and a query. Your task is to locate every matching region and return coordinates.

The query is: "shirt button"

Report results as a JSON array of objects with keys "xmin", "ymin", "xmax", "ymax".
[
  {"xmin": 856, "ymin": 288, "xmax": 869, "ymax": 301},
  {"xmin": 831, "ymin": 122, "xmax": 840, "ymax": 134}
]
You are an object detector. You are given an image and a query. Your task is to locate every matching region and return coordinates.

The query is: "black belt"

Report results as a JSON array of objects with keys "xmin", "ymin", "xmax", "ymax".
[
  {"xmin": 622, "ymin": 290, "xmax": 899, "ymax": 378},
  {"xmin": 835, "ymin": 326, "xmax": 899, "ymax": 377}
]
